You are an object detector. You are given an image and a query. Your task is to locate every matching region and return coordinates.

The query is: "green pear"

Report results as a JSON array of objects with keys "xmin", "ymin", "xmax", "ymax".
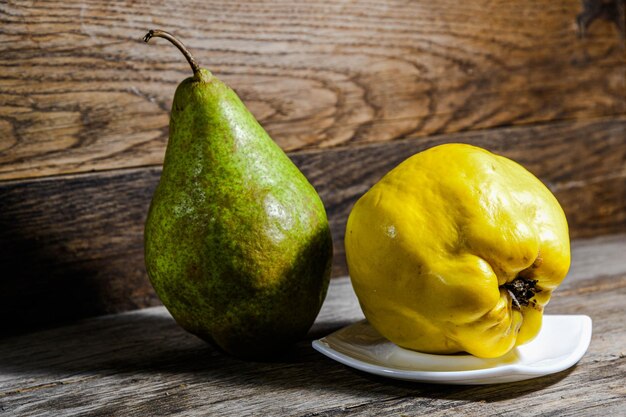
[{"xmin": 143, "ymin": 30, "xmax": 332, "ymax": 358}]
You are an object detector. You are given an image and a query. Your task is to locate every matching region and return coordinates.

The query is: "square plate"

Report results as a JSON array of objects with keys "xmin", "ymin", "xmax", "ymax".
[{"xmin": 312, "ymin": 315, "xmax": 592, "ymax": 384}]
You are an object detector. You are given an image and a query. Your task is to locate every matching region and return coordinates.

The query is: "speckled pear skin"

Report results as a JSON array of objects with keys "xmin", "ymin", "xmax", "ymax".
[{"xmin": 144, "ymin": 69, "xmax": 333, "ymax": 358}]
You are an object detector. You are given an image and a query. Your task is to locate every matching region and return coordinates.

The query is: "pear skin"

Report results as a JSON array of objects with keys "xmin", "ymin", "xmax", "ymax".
[{"xmin": 143, "ymin": 30, "xmax": 332, "ymax": 358}]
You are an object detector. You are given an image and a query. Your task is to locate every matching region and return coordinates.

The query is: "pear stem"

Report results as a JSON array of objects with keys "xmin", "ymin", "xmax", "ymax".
[{"xmin": 143, "ymin": 29, "xmax": 201, "ymax": 76}]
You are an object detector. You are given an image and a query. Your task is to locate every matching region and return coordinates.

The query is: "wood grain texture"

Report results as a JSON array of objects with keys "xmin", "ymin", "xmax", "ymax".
[
  {"xmin": 0, "ymin": 234, "xmax": 625, "ymax": 416},
  {"xmin": 1, "ymin": 0, "xmax": 625, "ymax": 180},
  {"xmin": 299, "ymin": 117, "xmax": 626, "ymax": 276},
  {"xmin": 0, "ymin": 167, "xmax": 159, "ymax": 332},
  {"xmin": 1, "ymin": 117, "xmax": 624, "ymax": 332}
]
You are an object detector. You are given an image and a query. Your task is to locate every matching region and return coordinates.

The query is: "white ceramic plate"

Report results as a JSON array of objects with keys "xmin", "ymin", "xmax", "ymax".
[{"xmin": 312, "ymin": 315, "xmax": 592, "ymax": 385}]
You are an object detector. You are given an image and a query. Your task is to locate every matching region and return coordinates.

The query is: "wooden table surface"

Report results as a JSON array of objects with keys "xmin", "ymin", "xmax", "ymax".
[{"xmin": 1, "ymin": 234, "xmax": 625, "ymax": 416}]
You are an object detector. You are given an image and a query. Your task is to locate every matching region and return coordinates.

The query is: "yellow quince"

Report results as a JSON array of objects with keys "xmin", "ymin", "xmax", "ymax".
[{"xmin": 345, "ymin": 143, "xmax": 570, "ymax": 358}]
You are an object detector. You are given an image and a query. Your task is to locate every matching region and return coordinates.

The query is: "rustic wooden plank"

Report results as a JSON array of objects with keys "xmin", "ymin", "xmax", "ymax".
[
  {"xmin": 298, "ymin": 117, "xmax": 626, "ymax": 276},
  {"xmin": 1, "ymin": 117, "xmax": 625, "ymax": 332},
  {"xmin": 1, "ymin": 0, "xmax": 625, "ymax": 180},
  {"xmin": 0, "ymin": 234, "xmax": 624, "ymax": 416},
  {"xmin": 0, "ymin": 167, "xmax": 159, "ymax": 332}
]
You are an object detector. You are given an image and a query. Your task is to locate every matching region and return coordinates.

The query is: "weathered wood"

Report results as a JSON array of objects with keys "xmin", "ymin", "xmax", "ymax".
[
  {"xmin": 0, "ymin": 234, "xmax": 624, "ymax": 416},
  {"xmin": 300, "ymin": 117, "xmax": 626, "ymax": 276},
  {"xmin": 0, "ymin": 167, "xmax": 159, "ymax": 332},
  {"xmin": 1, "ymin": 117, "xmax": 625, "ymax": 332},
  {"xmin": 1, "ymin": 0, "xmax": 625, "ymax": 180}
]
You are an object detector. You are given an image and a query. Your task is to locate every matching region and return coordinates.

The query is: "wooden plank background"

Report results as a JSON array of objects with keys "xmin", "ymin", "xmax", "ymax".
[
  {"xmin": 1, "ymin": 0, "xmax": 625, "ymax": 180},
  {"xmin": 0, "ymin": 0, "xmax": 625, "ymax": 332}
]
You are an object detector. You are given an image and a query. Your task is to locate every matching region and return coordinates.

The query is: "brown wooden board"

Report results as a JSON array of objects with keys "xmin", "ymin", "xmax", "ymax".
[
  {"xmin": 0, "ymin": 234, "xmax": 625, "ymax": 416},
  {"xmin": 300, "ymin": 117, "xmax": 626, "ymax": 277},
  {"xmin": 1, "ymin": 0, "xmax": 625, "ymax": 181},
  {"xmin": 0, "ymin": 167, "xmax": 158, "ymax": 333},
  {"xmin": 1, "ymin": 117, "xmax": 624, "ymax": 333}
]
